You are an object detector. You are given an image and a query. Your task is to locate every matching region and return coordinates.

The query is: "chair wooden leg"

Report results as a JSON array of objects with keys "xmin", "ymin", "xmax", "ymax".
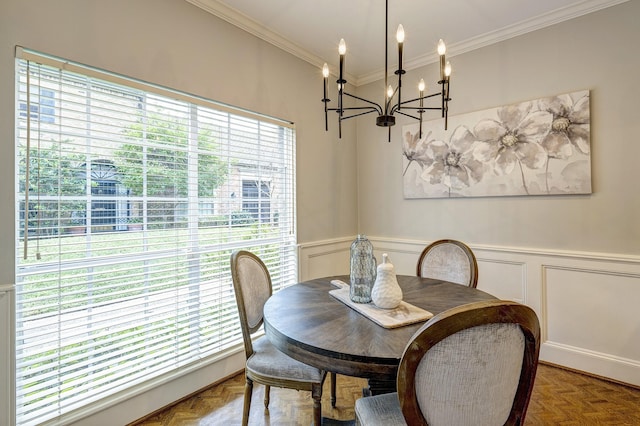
[
  {"xmin": 311, "ymin": 383, "xmax": 323, "ymax": 426},
  {"xmin": 242, "ymin": 377, "xmax": 253, "ymax": 426},
  {"xmin": 330, "ymin": 372, "xmax": 337, "ymax": 407},
  {"xmin": 264, "ymin": 385, "xmax": 271, "ymax": 410}
]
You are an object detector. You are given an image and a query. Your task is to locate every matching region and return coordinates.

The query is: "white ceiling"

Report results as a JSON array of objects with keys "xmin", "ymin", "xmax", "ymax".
[{"xmin": 186, "ymin": 0, "xmax": 627, "ymax": 86}]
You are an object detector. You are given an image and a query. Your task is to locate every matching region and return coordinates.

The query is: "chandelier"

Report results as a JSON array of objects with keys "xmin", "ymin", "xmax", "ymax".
[{"xmin": 322, "ymin": 0, "xmax": 452, "ymax": 142}]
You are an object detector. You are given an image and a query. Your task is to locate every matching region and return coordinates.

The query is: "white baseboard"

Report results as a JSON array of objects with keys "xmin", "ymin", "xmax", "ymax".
[{"xmin": 542, "ymin": 341, "xmax": 640, "ymax": 387}]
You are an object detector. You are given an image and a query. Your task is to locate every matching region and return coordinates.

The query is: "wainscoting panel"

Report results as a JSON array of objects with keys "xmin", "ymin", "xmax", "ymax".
[
  {"xmin": 476, "ymin": 259, "xmax": 526, "ymax": 303},
  {"xmin": 542, "ymin": 265, "xmax": 640, "ymax": 386},
  {"xmin": 297, "ymin": 238, "xmax": 351, "ymax": 281},
  {"xmin": 544, "ymin": 266, "xmax": 640, "ymax": 360},
  {"xmin": 298, "ymin": 237, "xmax": 640, "ymax": 387}
]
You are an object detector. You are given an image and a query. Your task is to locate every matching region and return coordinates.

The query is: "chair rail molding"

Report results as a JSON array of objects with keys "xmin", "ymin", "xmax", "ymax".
[{"xmin": 298, "ymin": 236, "xmax": 640, "ymax": 388}]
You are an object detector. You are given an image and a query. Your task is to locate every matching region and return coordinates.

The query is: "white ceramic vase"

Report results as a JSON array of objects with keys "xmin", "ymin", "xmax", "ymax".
[{"xmin": 371, "ymin": 253, "xmax": 403, "ymax": 309}]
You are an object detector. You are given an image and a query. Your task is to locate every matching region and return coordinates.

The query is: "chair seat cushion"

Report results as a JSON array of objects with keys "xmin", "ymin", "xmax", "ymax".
[
  {"xmin": 355, "ymin": 392, "xmax": 406, "ymax": 426},
  {"xmin": 246, "ymin": 336, "xmax": 325, "ymax": 384}
]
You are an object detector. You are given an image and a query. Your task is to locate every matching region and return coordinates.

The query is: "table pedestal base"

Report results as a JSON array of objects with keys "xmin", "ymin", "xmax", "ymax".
[
  {"xmin": 363, "ymin": 378, "xmax": 396, "ymax": 396},
  {"xmin": 320, "ymin": 418, "xmax": 355, "ymax": 425}
]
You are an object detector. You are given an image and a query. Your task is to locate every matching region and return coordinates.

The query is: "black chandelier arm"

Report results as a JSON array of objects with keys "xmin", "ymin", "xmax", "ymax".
[
  {"xmin": 391, "ymin": 89, "xmax": 451, "ymax": 114},
  {"xmin": 390, "ymin": 101, "xmax": 446, "ymax": 116},
  {"xmin": 394, "ymin": 109, "xmax": 423, "ymax": 122},
  {"xmin": 392, "ymin": 107, "xmax": 449, "ymax": 131},
  {"xmin": 329, "ymin": 107, "xmax": 380, "ymax": 121},
  {"xmin": 343, "ymin": 91, "xmax": 384, "ymax": 115},
  {"xmin": 390, "ymin": 92, "xmax": 447, "ymax": 115},
  {"xmin": 392, "ymin": 105, "xmax": 448, "ymax": 114},
  {"xmin": 398, "ymin": 91, "xmax": 442, "ymax": 106}
]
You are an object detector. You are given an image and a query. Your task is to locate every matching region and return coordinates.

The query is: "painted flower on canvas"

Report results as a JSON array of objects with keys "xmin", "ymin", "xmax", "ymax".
[
  {"xmin": 419, "ymin": 125, "xmax": 484, "ymax": 192},
  {"xmin": 539, "ymin": 93, "xmax": 590, "ymax": 160},
  {"xmin": 473, "ymin": 102, "xmax": 551, "ymax": 194},
  {"xmin": 402, "ymin": 90, "xmax": 591, "ymax": 198},
  {"xmin": 402, "ymin": 129, "xmax": 434, "ymax": 175}
]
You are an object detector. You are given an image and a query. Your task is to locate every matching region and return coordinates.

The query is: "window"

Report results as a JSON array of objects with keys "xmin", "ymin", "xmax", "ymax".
[
  {"xmin": 15, "ymin": 48, "xmax": 296, "ymax": 425},
  {"xmin": 242, "ymin": 179, "xmax": 271, "ymax": 222},
  {"xmin": 19, "ymin": 87, "xmax": 56, "ymax": 123}
]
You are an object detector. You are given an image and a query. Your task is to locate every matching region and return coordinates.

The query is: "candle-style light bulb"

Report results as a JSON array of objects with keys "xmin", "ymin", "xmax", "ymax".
[
  {"xmin": 322, "ymin": 63, "xmax": 329, "ymax": 105},
  {"xmin": 396, "ymin": 24, "xmax": 405, "ymax": 43},
  {"xmin": 418, "ymin": 78, "xmax": 425, "ymax": 137},
  {"xmin": 444, "ymin": 61, "xmax": 452, "ymax": 78},
  {"xmin": 339, "ymin": 39, "xmax": 346, "ymax": 55},
  {"xmin": 437, "ymin": 39, "xmax": 447, "ymax": 82},
  {"xmin": 395, "ymin": 24, "xmax": 405, "ymax": 109},
  {"xmin": 338, "ymin": 39, "xmax": 346, "ymax": 121},
  {"xmin": 338, "ymin": 39, "xmax": 346, "ymax": 96},
  {"xmin": 418, "ymin": 78, "xmax": 425, "ymax": 113},
  {"xmin": 322, "ymin": 63, "xmax": 329, "ymax": 130},
  {"xmin": 387, "ymin": 85, "xmax": 394, "ymax": 99}
]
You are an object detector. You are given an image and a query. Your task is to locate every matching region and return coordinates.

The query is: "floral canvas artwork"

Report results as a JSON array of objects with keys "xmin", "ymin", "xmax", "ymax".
[{"xmin": 402, "ymin": 90, "xmax": 591, "ymax": 198}]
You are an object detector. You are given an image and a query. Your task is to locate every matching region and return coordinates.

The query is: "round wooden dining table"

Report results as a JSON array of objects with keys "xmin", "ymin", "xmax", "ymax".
[{"xmin": 263, "ymin": 275, "xmax": 497, "ymax": 394}]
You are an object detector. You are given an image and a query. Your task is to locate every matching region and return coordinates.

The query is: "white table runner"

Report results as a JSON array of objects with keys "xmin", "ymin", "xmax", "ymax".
[{"xmin": 329, "ymin": 284, "xmax": 433, "ymax": 329}]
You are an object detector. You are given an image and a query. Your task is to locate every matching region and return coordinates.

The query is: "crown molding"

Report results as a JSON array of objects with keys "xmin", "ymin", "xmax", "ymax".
[
  {"xmin": 184, "ymin": 0, "xmax": 356, "ymax": 83},
  {"xmin": 356, "ymin": 0, "xmax": 629, "ymax": 86},
  {"xmin": 186, "ymin": 0, "xmax": 628, "ymax": 87}
]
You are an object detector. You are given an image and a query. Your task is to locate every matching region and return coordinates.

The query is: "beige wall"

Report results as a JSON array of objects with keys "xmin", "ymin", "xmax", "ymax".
[{"xmin": 354, "ymin": 1, "xmax": 640, "ymax": 256}]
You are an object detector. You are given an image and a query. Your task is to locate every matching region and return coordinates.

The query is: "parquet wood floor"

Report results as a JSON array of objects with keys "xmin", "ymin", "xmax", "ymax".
[{"xmin": 132, "ymin": 363, "xmax": 640, "ymax": 426}]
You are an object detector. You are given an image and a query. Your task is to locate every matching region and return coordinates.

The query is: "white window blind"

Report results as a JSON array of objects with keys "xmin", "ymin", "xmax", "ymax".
[{"xmin": 15, "ymin": 48, "xmax": 297, "ymax": 425}]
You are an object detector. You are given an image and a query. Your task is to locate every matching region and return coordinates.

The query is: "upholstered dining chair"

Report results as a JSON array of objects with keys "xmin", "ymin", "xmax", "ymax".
[
  {"xmin": 416, "ymin": 239, "xmax": 478, "ymax": 287},
  {"xmin": 230, "ymin": 250, "xmax": 328, "ymax": 426},
  {"xmin": 355, "ymin": 300, "xmax": 541, "ymax": 426}
]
